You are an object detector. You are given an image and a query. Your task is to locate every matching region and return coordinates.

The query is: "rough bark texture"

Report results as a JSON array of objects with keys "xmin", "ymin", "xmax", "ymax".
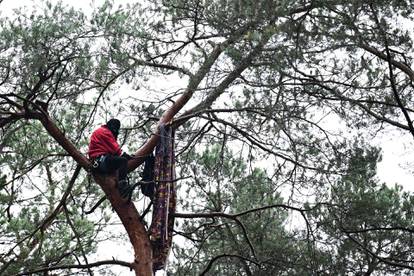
[
  {"xmin": 34, "ymin": 112, "xmax": 153, "ymax": 275},
  {"xmin": 32, "ymin": 35, "xmax": 249, "ymax": 275},
  {"xmin": 94, "ymin": 174, "xmax": 153, "ymax": 275},
  {"xmin": 127, "ymin": 43, "xmax": 227, "ymax": 172}
]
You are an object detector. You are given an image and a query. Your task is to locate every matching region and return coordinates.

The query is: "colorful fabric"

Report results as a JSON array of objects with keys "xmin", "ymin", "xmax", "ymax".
[
  {"xmin": 88, "ymin": 125, "xmax": 122, "ymax": 158},
  {"xmin": 149, "ymin": 124, "xmax": 176, "ymax": 271}
]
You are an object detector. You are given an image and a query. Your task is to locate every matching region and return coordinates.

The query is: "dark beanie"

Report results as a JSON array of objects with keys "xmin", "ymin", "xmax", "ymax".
[{"xmin": 106, "ymin": 118, "xmax": 121, "ymax": 137}]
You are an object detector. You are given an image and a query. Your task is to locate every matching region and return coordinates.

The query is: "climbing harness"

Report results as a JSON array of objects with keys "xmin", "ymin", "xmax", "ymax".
[{"xmin": 92, "ymin": 155, "xmax": 109, "ymax": 173}]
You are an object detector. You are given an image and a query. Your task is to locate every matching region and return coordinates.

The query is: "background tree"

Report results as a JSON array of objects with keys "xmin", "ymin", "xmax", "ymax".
[
  {"xmin": 1, "ymin": 0, "xmax": 414, "ymax": 275},
  {"xmin": 173, "ymin": 145, "xmax": 322, "ymax": 275},
  {"xmin": 307, "ymin": 145, "xmax": 414, "ymax": 275}
]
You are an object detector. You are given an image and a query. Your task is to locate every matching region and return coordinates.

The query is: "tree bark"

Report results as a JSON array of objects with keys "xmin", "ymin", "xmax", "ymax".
[
  {"xmin": 27, "ymin": 43, "xmax": 228, "ymax": 275},
  {"xmin": 32, "ymin": 112, "xmax": 154, "ymax": 275},
  {"xmin": 30, "ymin": 29, "xmax": 252, "ymax": 275},
  {"xmin": 127, "ymin": 42, "xmax": 227, "ymax": 171},
  {"xmin": 94, "ymin": 174, "xmax": 153, "ymax": 275}
]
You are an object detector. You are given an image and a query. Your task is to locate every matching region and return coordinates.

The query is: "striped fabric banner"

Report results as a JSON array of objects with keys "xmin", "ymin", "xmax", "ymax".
[{"xmin": 149, "ymin": 124, "xmax": 176, "ymax": 271}]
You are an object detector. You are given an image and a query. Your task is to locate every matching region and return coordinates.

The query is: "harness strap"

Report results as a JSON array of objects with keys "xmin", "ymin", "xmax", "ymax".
[{"xmin": 91, "ymin": 155, "xmax": 108, "ymax": 172}]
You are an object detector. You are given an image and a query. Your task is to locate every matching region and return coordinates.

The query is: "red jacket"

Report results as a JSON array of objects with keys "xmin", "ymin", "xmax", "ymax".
[{"xmin": 88, "ymin": 125, "xmax": 122, "ymax": 158}]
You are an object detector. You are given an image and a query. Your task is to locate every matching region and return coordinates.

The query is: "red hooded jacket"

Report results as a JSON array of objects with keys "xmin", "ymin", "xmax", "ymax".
[{"xmin": 88, "ymin": 125, "xmax": 122, "ymax": 158}]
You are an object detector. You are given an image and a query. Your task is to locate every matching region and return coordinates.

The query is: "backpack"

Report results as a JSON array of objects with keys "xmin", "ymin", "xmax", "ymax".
[{"xmin": 141, "ymin": 153, "xmax": 155, "ymax": 199}]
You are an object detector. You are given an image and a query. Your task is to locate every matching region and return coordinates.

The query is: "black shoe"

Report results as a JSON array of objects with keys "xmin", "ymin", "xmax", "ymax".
[
  {"xmin": 118, "ymin": 179, "xmax": 139, "ymax": 200},
  {"xmin": 117, "ymin": 179, "xmax": 130, "ymax": 198}
]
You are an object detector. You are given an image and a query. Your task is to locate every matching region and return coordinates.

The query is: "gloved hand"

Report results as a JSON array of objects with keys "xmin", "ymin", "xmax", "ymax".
[{"xmin": 121, "ymin": 152, "xmax": 134, "ymax": 160}]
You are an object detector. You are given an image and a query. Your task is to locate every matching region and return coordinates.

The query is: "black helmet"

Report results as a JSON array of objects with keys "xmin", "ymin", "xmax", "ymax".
[{"xmin": 106, "ymin": 118, "xmax": 120, "ymax": 138}]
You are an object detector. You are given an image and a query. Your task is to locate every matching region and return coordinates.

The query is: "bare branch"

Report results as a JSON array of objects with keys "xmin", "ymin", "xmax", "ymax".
[
  {"xmin": 13, "ymin": 259, "xmax": 133, "ymax": 276},
  {"xmin": 360, "ymin": 44, "xmax": 414, "ymax": 82},
  {"xmin": 84, "ymin": 195, "xmax": 107, "ymax": 215},
  {"xmin": 174, "ymin": 203, "xmax": 319, "ymax": 220},
  {"xmin": 203, "ymin": 115, "xmax": 333, "ymax": 173},
  {"xmin": 1, "ymin": 165, "xmax": 81, "ymax": 273},
  {"xmin": 368, "ymin": 5, "xmax": 414, "ymax": 139},
  {"xmin": 200, "ymin": 254, "xmax": 261, "ymax": 276},
  {"xmin": 341, "ymin": 226, "xmax": 414, "ymax": 234},
  {"xmin": 63, "ymin": 204, "xmax": 93, "ymax": 276},
  {"xmin": 345, "ymin": 232, "xmax": 414, "ymax": 271}
]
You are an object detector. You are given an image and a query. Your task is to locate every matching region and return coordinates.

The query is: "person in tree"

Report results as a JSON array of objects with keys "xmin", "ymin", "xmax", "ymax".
[{"xmin": 88, "ymin": 118, "xmax": 134, "ymax": 198}]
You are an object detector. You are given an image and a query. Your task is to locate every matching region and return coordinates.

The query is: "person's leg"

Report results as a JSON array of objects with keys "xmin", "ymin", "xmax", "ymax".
[
  {"xmin": 103, "ymin": 155, "xmax": 134, "ymax": 199},
  {"xmin": 104, "ymin": 155, "xmax": 128, "ymax": 181}
]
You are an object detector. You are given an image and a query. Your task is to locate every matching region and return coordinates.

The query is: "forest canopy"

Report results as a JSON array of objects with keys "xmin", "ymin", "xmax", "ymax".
[{"xmin": 1, "ymin": 0, "xmax": 414, "ymax": 275}]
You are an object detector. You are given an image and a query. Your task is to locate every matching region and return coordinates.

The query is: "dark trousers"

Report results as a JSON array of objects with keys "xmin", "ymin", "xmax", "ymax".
[{"xmin": 103, "ymin": 155, "xmax": 128, "ymax": 181}]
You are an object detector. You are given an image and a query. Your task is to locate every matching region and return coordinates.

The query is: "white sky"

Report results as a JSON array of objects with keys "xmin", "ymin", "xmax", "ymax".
[
  {"xmin": 2, "ymin": 0, "xmax": 413, "ymax": 188},
  {"xmin": 1, "ymin": 0, "xmax": 113, "ymax": 13}
]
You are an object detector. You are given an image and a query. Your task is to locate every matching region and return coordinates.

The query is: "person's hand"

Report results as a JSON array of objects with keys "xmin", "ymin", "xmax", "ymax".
[{"xmin": 121, "ymin": 152, "xmax": 134, "ymax": 160}]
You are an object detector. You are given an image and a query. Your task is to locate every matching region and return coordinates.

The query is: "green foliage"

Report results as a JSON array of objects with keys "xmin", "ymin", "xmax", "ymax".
[
  {"xmin": 174, "ymin": 145, "xmax": 312, "ymax": 275},
  {"xmin": 308, "ymin": 146, "xmax": 414, "ymax": 275},
  {"xmin": 173, "ymin": 144, "xmax": 414, "ymax": 275},
  {"xmin": 1, "ymin": 0, "xmax": 414, "ymax": 274}
]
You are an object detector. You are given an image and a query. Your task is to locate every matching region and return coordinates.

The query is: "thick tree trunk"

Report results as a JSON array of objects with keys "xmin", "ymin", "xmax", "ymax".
[
  {"xmin": 33, "ymin": 37, "xmax": 242, "ymax": 275},
  {"xmin": 35, "ymin": 113, "xmax": 153, "ymax": 275},
  {"xmin": 127, "ymin": 43, "xmax": 227, "ymax": 172},
  {"xmin": 94, "ymin": 174, "xmax": 153, "ymax": 276},
  {"xmin": 32, "ymin": 44, "xmax": 226, "ymax": 274}
]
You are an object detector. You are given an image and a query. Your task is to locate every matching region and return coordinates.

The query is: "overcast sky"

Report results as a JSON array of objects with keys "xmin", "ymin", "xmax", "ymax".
[
  {"xmin": 2, "ymin": 0, "xmax": 414, "ymax": 190},
  {"xmin": 2, "ymin": 0, "xmax": 111, "ymax": 13}
]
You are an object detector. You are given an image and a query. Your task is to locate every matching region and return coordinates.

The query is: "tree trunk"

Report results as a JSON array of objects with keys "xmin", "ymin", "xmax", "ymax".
[
  {"xmin": 94, "ymin": 174, "xmax": 153, "ymax": 276},
  {"xmin": 33, "ymin": 40, "xmax": 236, "ymax": 275}
]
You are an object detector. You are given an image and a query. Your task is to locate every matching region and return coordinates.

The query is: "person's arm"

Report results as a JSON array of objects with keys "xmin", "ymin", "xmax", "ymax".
[{"xmin": 121, "ymin": 152, "xmax": 134, "ymax": 160}]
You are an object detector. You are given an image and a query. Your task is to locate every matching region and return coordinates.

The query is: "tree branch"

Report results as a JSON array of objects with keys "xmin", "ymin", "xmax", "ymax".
[
  {"xmin": 368, "ymin": 5, "xmax": 414, "ymax": 139},
  {"xmin": 360, "ymin": 44, "xmax": 414, "ymax": 82},
  {"xmin": 345, "ymin": 232, "xmax": 414, "ymax": 271},
  {"xmin": 127, "ymin": 31, "xmax": 245, "ymax": 171},
  {"xmin": 13, "ymin": 259, "xmax": 133, "ymax": 276},
  {"xmin": 341, "ymin": 226, "xmax": 414, "ymax": 234},
  {"xmin": 200, "ymin": 254, "xmax": 261, "ymax": 276},
  {"xmin": 174, "ymin": 203, "xmax": 318, "ymax": 220},
  {"xmin": 176, "ymin": 29, "xmax": 273, "ymax": 123},
  {"xmin": 63, "ymin": 204, "xmax": 93, "ymax": 276},
  {"xmin": 1, "ymin": 165, "xmax": 81, "ymax": 274}
]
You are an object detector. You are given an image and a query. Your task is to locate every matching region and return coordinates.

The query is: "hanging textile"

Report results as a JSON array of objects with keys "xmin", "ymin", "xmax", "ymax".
[{"xmin": 149, "ymin": 124, "xmax": 176, "ymax": 272}]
